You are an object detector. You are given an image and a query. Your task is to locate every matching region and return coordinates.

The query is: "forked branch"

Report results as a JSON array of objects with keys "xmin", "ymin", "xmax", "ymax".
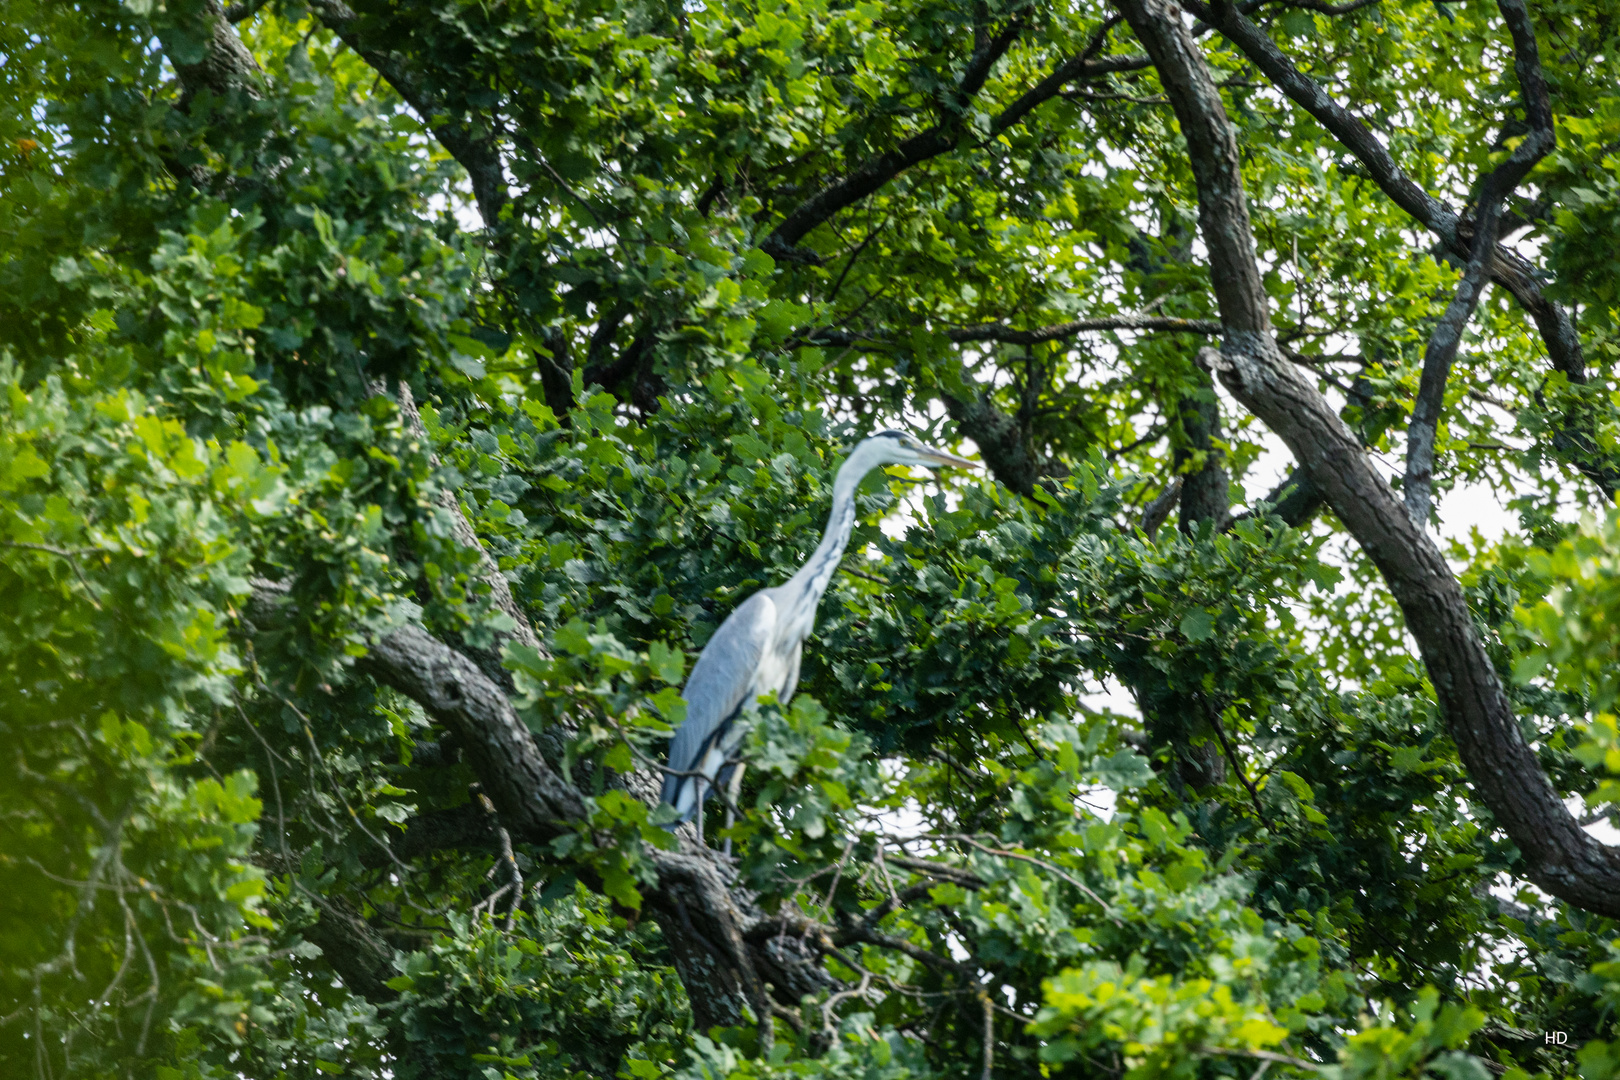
[{"xmin": 1402, "ymin": 0, "xmax": 1555, "ymax": 524}]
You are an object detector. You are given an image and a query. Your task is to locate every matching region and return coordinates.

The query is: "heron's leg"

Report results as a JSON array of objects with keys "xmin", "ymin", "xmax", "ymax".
[
  {"xmin": 694, "ymin": 778, "xmax": 706, "ymax": 848},
  {"xmin": 721, "ymin": 763, "xmax": 747, "ymax": 858}
]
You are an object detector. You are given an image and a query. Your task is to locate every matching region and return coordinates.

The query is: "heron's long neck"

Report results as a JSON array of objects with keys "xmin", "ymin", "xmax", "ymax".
[{"xmin": 781, "ymin": 456, "xmax": 867, "ymax": 636}]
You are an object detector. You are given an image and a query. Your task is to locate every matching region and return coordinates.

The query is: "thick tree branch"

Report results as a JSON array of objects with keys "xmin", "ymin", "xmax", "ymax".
[
  {"xmin": 307, "ymin": 0, "xmax": 509, "ymax": 227},
  {"xmin": 359, "ymin": 624, "xmax": 588, "ymax": 834},
  {"xmin": 766, "ymin": 19, "xmax": 1025, "ymax": 256},
  {"xmin": 1403, "ymin": 245, "xmax": 1499, "ymax": 525},
  {"xmin": 940, "ymin": 380, "xmax": 1044, "ymax": 497},
  {"xmin": 1402, "ymin": 0, "xmax": 1555, "ymax": 525},
  {"xmin": 1115, "ymin": 0, "xmax": 1620, "ymax": 916},
  {"xmin": 245, "ymin": 582, "xmax": 838, "ymax": 1029},
  {"xmin": 801, "ymin": 313, "xmax": 1221, "ymax": 350},
  {"xmin": 1182, "ymin": 0, "xmax": 1618, "ymax": 499},
  {"xmin": 948, "ymin": 314, "xmax": 1222, "ymax": 344},
  {"xmin": 166, "ymin": 0, "xmax": 263, "ymax": 105},
  {"xmin": 299, "ymin": 896, "xmax": 402, "ymax": 1002},
  {"xmin": 1175, "ymin": 373, "xmax": 1230, "ymax": 533},
  {"xmin": 767, "ymin": 22, "xmax": 1147, "ymax": 261},
  {"xmin": 1140, "ymin": 476, "xmax": 1184, "ymax": 539},
  {"xmin": 1232, "ymin": 468, "xmax": 1321, "ymax": 528},
  {"xmin": 340, "ymin": 384, "xmax": 835, "ymax": 1028},
  {"xmin": 1228, "ymin": 371, "xmax": 1385, "ymax": 530},
  {"xmin": 992, "ymin": 51, "xmax": 1154, "ymax": 133},
  {"xmin": 224, "ymin": 0, "xmax": 271, "ymax": 22}
]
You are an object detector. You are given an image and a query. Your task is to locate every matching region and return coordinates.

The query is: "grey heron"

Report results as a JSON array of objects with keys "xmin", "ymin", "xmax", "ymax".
[{"xmin": 660, "ymin": 430, "xmax": 978, "ymax": 839}]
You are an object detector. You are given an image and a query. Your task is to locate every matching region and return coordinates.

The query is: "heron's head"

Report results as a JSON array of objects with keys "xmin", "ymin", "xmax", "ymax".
[{"xmin": 858, "ymin": 429, "xmax": 979, "ymax": 472}]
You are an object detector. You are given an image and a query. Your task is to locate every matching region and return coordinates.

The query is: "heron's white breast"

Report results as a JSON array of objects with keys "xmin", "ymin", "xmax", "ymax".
[{"xmin": 750, "ymin": 639, "xmax": 798, "ymax": 702}]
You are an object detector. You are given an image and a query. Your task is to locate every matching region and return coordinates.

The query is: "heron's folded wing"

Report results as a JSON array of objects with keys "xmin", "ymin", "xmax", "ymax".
[{"xmin": 661, "ymin": 591, "xmax": 777, "ymax": 807}]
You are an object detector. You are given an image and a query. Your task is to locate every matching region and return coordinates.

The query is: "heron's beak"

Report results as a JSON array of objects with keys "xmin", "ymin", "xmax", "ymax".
[{"xmin": 917, "ymin": 445, "xmax": 980, "ymax": 470}]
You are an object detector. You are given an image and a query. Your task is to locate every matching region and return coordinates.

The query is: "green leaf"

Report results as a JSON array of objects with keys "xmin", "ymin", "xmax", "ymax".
[
  {"xmin": 648, "ymin": 640, "xmax": 685, "ymax": 684},
  {"xmin": 1179, "ymin": 608, "xmax": 1215, "ymax": 643}
]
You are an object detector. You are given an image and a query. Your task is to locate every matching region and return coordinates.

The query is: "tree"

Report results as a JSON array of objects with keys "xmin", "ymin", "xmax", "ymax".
[{"xmin": 3, "ymin": 0, "xmax": 1620, "ymax": 1075}]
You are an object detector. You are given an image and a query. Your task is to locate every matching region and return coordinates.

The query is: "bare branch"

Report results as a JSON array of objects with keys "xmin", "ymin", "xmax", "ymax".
[{"xmin": 1402, "ymin": 0, "xmax": 1555, "ymax": 525}]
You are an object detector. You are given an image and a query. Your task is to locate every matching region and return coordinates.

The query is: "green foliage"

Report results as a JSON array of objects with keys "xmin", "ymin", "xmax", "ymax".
[
  {"xmin": 386, "ymin": 890, "xmax": 690, "ymax": 1079},
  {"xmin": 5, "ymin": 0, "xmax": 1620, "ymax": 1077},
  {"xmin": 1514, "ymin": 512, "xmax": 1620, "ymax": 711},
  {"xmin": 1033, "ymin": 958, "xmax": 1293, "ymax": 1077}
]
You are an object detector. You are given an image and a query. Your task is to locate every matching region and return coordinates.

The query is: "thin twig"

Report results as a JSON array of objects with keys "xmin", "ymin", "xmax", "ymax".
[
  {"xmin": 1, "ymin": 540, "xmax": 105, "ymax": 609},
  {"xmin": 1203, "ymin": 698, "xmax": 1269, "ymax": 826},
  {"xmin": 940, "ymin": 835, "xmax": 1123, "ymax": 927},
  {"xmin": 281, "ymin": 695, "xmax": 417, "ymax": 884},
  {"xmin": 821, "ymin": 970, "xmax": 874, "ymax": 1038},
  {"xmin": 477, "ymin": 792, "xmax": 524, "ymax": 930}
]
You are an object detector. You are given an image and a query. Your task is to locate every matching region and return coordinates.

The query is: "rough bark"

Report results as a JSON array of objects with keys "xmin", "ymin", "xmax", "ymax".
[
  {"xmin": 940, "ymin": 383, "xmax": 1044, "ymax": 497},
  {"xmin": 1115, "ymin": 0, "xmax": 1620, "ymax": 915},
  {"xmin": 359, "ymin": 625, "xmax": 589, "ymax": 834},
  {"xmin": 300, "ymin": 896, "xmax": 402, "ymax": 1003},
  {"xmin": 246, "ymin": 582, "xmax": 835, "ymax": 1031},
  {"xmin": 248, "ymin": 608, "xmax": 818, "ymax": 1035},
  {"xmin": 167, "ymin": 0, "xmax": 263, "ymax": 105},
  {"xmin": 361, "ymin": 623, "xmax": 834, "ymax": 1032},
  {"xmin": 1141, "ymin": 476, "xmax": 1184, "ymax": 539}
]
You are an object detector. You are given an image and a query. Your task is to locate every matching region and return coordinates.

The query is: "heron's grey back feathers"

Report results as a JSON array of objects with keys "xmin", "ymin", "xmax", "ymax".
[{"xmin": 661, "ymin": 591, "xmax": 778, "ymax": 818}]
